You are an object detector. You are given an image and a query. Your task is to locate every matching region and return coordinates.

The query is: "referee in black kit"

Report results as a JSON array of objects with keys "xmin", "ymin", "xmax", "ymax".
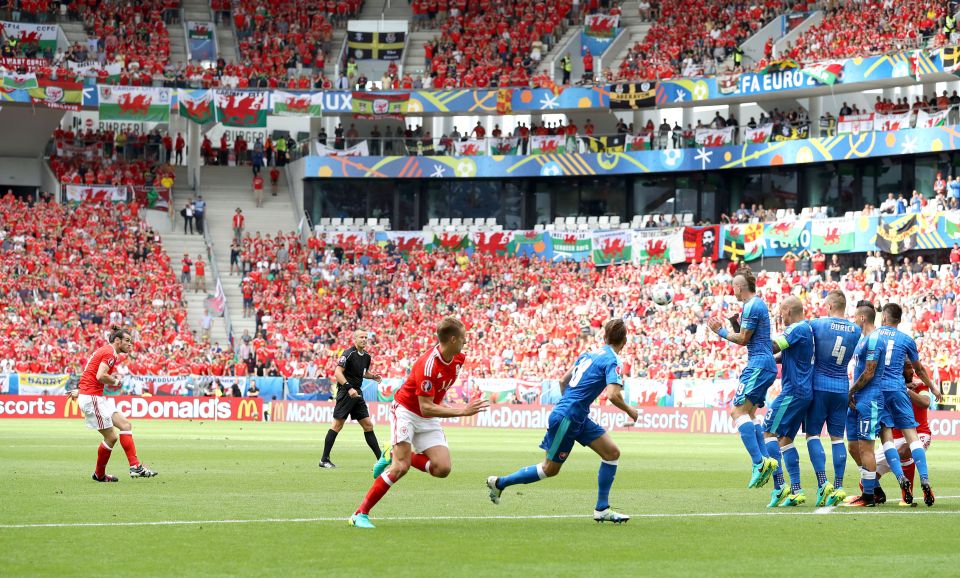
[{"xmin": 319, "ymin": 330, "xmax": 384, "ymax": 468}]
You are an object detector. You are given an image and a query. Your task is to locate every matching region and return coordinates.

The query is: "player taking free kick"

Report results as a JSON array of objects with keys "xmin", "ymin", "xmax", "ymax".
[
  {"xmin": 68, "ymin": 326, "xmax": 157, "ymax": 482},
  {"xmin": 349, "ymin": 317, "xmax": 489, "ymax": 529},
  {"xmin": 486, "ymin": 319, "xmax": 638, "ymax": 523}
]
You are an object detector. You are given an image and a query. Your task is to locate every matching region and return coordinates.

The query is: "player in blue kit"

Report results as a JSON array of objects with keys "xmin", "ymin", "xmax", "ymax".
[
  {"xmin": 763, "ymin": 296, "xmax": 815, "ymax": 508},
  {"xmin": 843, "ymin": 301, "xmax": 885, "ymax": 507},
  {"xmin": 707, "ymin": 271, "xmax": 779, "ymax": 489},
  {"xmin": 805, "ymin": 290, "xmax": 861, "ymax": 507},
  {"xmin": 486, "ymin": 319, "xmax": 639, "ymax": 523},
  {"xmin": 869, "ymin": 303, "xmax": 941, "ymax": 507}
]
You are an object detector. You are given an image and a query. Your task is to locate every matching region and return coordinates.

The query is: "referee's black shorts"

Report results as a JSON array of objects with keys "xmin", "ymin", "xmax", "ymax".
[{"xmin": 333, "ymin": 395, "xmax": 370, "ymax": 421}]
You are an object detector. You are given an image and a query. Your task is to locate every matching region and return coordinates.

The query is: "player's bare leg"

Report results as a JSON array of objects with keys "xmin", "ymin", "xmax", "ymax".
[
  {"xmin": 113, "ymin": 413, "xmax": 157, "ymax": 478},
  {"xmin": 416, "ymin": 444, "xmax": 452, "ymax": 478},
  {"xmin": 92, "ymin": 427, "xmax": 119, "ymax": 482},
  {"xmin": 587, "ymin": 434, "xmax": 629, "ymax": 523},
  {"xmin": 351, "ymin": 442, "xmax": 412, "ymax": 528}
]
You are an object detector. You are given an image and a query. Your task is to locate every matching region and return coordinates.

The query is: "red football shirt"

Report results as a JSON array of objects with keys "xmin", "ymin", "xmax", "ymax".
[
  {"xmin": 394, "ymin": 345, "xmax": 465, "ymax": 417},
  {"xmin": 78, "ymin": 344, "xmax": 119, "ymax": 396}
]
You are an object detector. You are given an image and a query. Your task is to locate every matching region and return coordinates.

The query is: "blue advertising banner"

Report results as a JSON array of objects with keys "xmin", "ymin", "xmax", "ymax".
[
  {"xmin": 284, "ymin": 377, "xmax": 332, "ymax": 401},
  {"xmin": 305, "ymin": 124, "xmax": 960, "ymax": 179}
]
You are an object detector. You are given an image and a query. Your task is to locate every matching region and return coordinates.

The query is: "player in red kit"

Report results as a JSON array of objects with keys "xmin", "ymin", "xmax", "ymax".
[
  {"xmin": 68, "ymin": 327, "xmax": 158, "ymax": 482},
  {"xmin": 350, "ymin": 317, "xmax": 489, "ymax": 528},
  {"xmin": 872, "ymin": 361, "xmax": 934, "ymax": 506}
]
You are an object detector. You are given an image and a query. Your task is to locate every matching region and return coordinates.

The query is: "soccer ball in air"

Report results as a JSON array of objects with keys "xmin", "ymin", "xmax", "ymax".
[{"xmin": 650, "ymin": 285, "xmax": 673, "ymax": 306}]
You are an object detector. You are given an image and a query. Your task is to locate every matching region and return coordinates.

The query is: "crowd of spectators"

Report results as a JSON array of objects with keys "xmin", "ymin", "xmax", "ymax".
[
  {"xmin": 779, "ymin": 0, "xmax": 947, "ymax": 66},
  {"xmin": 214, "ymin": 232, "xmax": 960, "ymax": 395},
  {"xmin": 48, "ymin": 127, "xmax": 177, "ymax": 189},
  {"xmin": 0, "ymin": 195, "xmax": 208, "ymax": 376}
]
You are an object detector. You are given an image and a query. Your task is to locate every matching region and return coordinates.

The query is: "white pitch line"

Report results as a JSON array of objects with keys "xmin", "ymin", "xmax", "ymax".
[
  {"xmin": 2, "ymin": 506, "xmax": 960, "ymax": 530},
  {"xmin": 814, "ymin": 507, "xmax": 835, "ymax": 514}
]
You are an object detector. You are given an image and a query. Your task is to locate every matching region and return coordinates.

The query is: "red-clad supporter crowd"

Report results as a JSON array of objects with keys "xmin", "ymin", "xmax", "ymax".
[
  {"xmin": 229, "ymin": 233, "xmax": 960, "ymax": 388},
  {"xmin": 618, "ymin": 0, "xmax": 797, "ymax": 80},
  {"xmin": 0, "ymin": 195, "xmax": 207, "ymax": 376},
  {"xmin": 780, "ymin": 0, "xmax": 946, "ymax": 64},
  {"xmin": 48, "ymin": 128, "xmax": 177, "ymax": 188},
  {"xmin": 3, "ymin": 203, "xmax": 959, "ymax": 388},
  {"xmin": 70, "ymin": 0, "xmax": 174, "ymax": 76},
  {"xmin": 423, "ymin": 0, "xmax": 573, "ymax": 89}
]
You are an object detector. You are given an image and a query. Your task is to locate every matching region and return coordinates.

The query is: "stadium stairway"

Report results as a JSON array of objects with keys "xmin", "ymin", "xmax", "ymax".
[
  {"xmin": 162, "ymin": 168, "xmax": 230, "ymax": 348},
  {"xmin": 59, "ymin": 20, "xmax": 87, "ymax": 46},
  {"xmin": 401, "ymin": 31, "xmax": 435, "ymax": 79},
  {"xmin": 169, "ymin": 25, "xmax": 188, "ymax": 66},
  {"xmin": 197, "ymin": 165, "xmax": 297, "ymax": 341}
]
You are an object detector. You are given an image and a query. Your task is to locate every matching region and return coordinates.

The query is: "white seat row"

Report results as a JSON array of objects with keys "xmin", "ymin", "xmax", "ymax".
[
  {"xmin": 318, "ymin": 217, "xmax": 391, "ymax": 229},
  {"xmin": 427, "ymin": 217, "xmax": 498, "ymax": 227}
]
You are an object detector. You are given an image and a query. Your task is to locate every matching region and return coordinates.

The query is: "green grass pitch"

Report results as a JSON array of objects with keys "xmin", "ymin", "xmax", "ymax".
[{"xmin": 1, "ymin": 420, "xmax": 958, "ymax": 576}]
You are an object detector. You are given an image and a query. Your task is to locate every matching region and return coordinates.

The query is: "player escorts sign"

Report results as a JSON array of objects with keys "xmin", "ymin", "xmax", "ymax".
[{"xmin": 0, "ymin": 395, "xmax": 262, "ymax": 421}]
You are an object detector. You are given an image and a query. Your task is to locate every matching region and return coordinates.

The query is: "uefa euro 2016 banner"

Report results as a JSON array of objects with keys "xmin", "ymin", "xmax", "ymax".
[
  {"xmin": 269, "ymin": 401, "xmax": 960, "ymax": 439},
  {"xmin": 313, "ymin": 213, "xmax": 960, "ymax": 264},
  {"xmin": 0, "ymin": 395, "xmax": 262, "ymax": 421}
]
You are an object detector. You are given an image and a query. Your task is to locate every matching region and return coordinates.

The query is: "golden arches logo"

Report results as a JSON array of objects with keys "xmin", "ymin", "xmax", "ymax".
[
  {"xmin": 271, "ymin": 401, "xmax": 285, "ymax": 422},
  {"xmin": 690, "ymin": 410, "xmax": 707, "ymax": 433},
  {"xmin": 237, "ymin": 399, "xmax": 259, "ymax": 420},
  {"xmin": 64, "ymin": 397, "xmax": 83, "ymax": 418}
]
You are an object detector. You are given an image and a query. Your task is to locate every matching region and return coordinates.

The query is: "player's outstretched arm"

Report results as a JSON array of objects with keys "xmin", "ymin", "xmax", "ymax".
[
  {"xmin": 708, "ymin": 316, "xmax": 754, "ymax": 346},
  {"xmin": 558, "ymin": 370, "xmax": 573, "ymax": 394},
  {"xmin": 418, "ymin": 396, "xmax": 490, "ymax": 418},
  {"xmin": 910, "ymin": 360, "xmax": 941, "ymax": 401},
  {"xmin": 604, "ymin": 384, "xmax": 638, "ymax": 422},
  {"xmin": 905, "ymin": 386, "xmax": 933, "ymax": 409}
]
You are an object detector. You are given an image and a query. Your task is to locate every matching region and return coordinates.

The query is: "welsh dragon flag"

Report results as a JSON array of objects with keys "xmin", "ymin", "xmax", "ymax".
[
  {"xmin": 2, "ymin": 72, "xmax": 38, "ymax": 90},
  {"xmin": 214, "ymin": 90, "xmax": 268, "ymax": 127},
  {"xmin": 810, "ymin": 220, "xmax": 853, "ymax": 252},
  {"xmin": 592, "ymin": 230, "xmax": 632, "ymax": 266},
  {"xmin": 272, "ymin": 91, "xmax": 323, "ymax": 116},
  {"xmin": 801, "ymin": 62, "xmax": 844, "ymax": 85},
  {"xmin": 98, "ymin": 86, "xmax": 171, "ymax": 122},
  {"xmin": 178, "ymin": 89, "xmax": 215, "ymax": 124}
]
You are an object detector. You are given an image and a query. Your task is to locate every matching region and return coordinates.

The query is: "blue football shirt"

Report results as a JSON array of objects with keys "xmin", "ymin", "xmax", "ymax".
[
  {"xmin": 870, "ymin": 326, "xmax": 920, "ymax": 392},
  {"xmin": 774, "ymin": 320, "xmax": 815, "ymax": 399},
  {"xmin": 809, "ymin": 317, "xmax": 861, "ymax": 393},
  {"xmin": 553, "ymin": 345, "xmax": 623, "ymax": 423},
  {"xmin": 741, "ymin": 296, "xmax": 777, "ymax": 373}
]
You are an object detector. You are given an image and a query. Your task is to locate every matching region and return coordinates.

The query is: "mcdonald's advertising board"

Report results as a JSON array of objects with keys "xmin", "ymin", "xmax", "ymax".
[
  {"xmin": 0, "ymin": 395, "xmax": 262, "ymax": 421},
  {"xmin": 268, "ymin": 401, "xmax": 960, "ymax": 440}
]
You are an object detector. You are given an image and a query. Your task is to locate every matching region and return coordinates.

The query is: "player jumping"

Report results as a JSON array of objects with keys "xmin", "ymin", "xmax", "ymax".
[
  {"xmin": 874, "ymin": 360, "xmax": 934, "ymax": 507},
  {"xmin": 805, "ymin": 290, "xmax": 860, "ymax": 506},
  {"xmin": 486, "ymin": 319, "xmax": 638, "ymax": 523},
  {"xmin": 68, "ymin": 326, "xmax": 158, "ymax": 482},
  {"xmin": 707, "ymin": 271, "xmax": 779, "ymax": 489},
  {"xmin": 763, "ymin": 296, "xmax": 815, "ymax": 508},
  {"xmin": 349, "ymin": 317, "xmax": 489, "ymax": 529}
]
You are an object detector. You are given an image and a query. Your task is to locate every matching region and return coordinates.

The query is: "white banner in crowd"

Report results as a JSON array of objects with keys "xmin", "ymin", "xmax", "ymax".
[
  {"xmin": 837, "ymin": 113, "xmax": 874, "ymax": 134},
  {"xmin": 694, "ymin": 126, "xmax": 735, "ymax": 147},
  {"xmin": 744, "ymin": 123, "xmax": 774, "ymax": 144},
  {"xmin": 916, "ymin": 108, "xmax": 949, "ymax": 128},
  {"xmin": 64, "ymin": 184, "xmax": 128, "ymax": 202},
  {"xmin": 873, "ymin": 112, "xmax": 911, "ymax": 132},
  {"xmin": 314, "ymin": 141, "xmax": 369, "ymax": 156}
]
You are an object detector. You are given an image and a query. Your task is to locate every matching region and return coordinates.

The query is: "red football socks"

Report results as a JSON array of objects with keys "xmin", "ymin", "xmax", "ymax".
[
  {"xmin": 411, "ymin": 453, "xmax": 432, "ymax": 474},
  {"xmin": 95, "ymin": 441, "xmax": 113, "ymax": 478},
  {"xmin": 119, "ymin": 431, "xmax": 140, "ymax": 467},
  {"xmin": 357, "ymin": 473, "xmax": 395, "ymax": 515}
]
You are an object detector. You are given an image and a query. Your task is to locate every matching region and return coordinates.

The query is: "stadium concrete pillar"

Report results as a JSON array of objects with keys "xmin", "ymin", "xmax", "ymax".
[
  {"xmin": 682, "ymin": 106, "xmax": 694, "ymax": 132},
  {"xmin": 187, "ymin": 122, "xmax": 200, "ymax": 188},
  {"xmin": 807, "ymin": 97, "xmax": 821, "ymax": 136},
  {"xmin": 309, "ymin": 116, "xmax": 323, "ymax": 143}
]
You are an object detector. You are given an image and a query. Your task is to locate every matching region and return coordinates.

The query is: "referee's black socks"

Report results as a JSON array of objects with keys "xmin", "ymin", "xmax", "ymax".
[
  {"xmin": 364, "ymin": 431, "xmax": 382, "ymax": 459},
  {"xmin": 321, "ymin": 429, "xmax": 338, "ymax": 461}
]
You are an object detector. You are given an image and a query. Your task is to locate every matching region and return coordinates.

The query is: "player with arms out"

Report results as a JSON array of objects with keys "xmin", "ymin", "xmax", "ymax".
[
  {"xmin": 762, "ymin": 296, "xmax": 815, "ymax": 508},
  {"xmin": 319, "ymin": 330, "xmax": 384, "ymax": 469},
  {"xmin": 874, "ymin": 360, "xmax": 935, "ymax": 506},
  {"xmin": 68, "ymin": 327, "xmax": 158, "ymax": 482},
  {"xmin": 805, "ymin": 290, "xmax": 861, "ymax": 506},
  {"xmin": 707, "ymin": 271, "xmax": 779, "ymax": 488},
  {"xmin": 349, "ymin": 317, "xmax": 489, "ymax": 529},
  {"xmin": 867, "ymin": 303, "xmax": 940, "ymax": 507},
  {"xmin": 486, "ymin": 319, "xmax": 638, "ymax": 523}
]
